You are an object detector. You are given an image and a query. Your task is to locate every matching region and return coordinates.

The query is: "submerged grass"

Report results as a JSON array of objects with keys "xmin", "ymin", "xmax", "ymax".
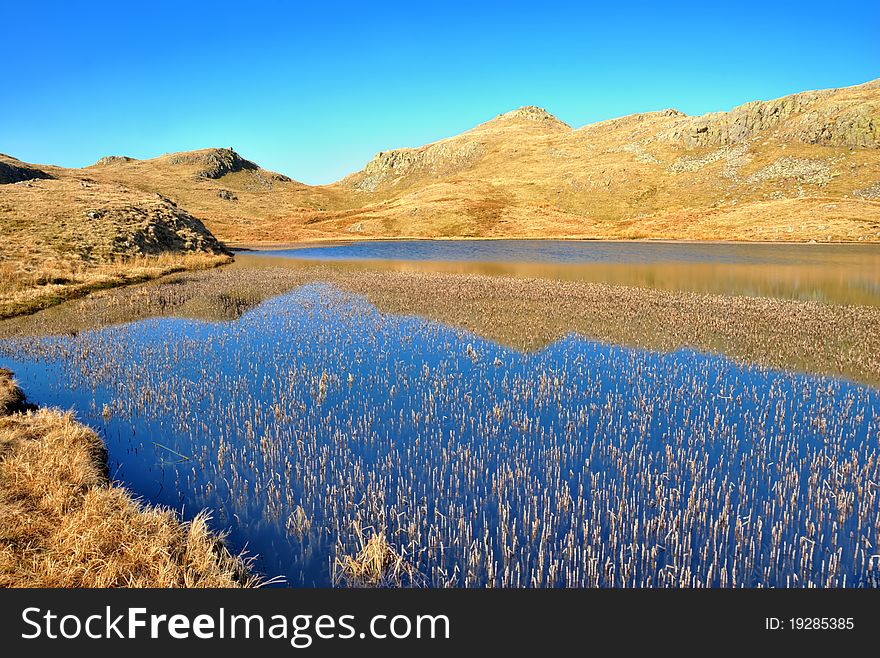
[
  {"xmin": 0, "ymin": 369, "xmax": 257, "ymax": 588},
  {"xmin": 2, "ymin": 261, "xmax": 880, "ymax": 587},
  {"xmin": 333, "ymin": 527, "xmax": 424, "ymax": 588}
]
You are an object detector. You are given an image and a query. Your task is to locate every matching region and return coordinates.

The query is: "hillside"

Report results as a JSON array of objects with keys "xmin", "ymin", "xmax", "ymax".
[
  {"xmin": 3, "ymin": 79, "xmax": 880, "ymax": 245},
  {"xmin": 79, "ymin": 148, "xmax": 348, "ymax": 243},
  {"xmin": 0, "ymin": 154, "xmax": 230, "ymax": 317},
  {"xmin": 326, "ymin": 80, "xmax": 880, "ymax": 241}
]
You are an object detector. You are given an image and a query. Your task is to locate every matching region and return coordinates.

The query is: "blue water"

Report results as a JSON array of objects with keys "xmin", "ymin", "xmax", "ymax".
[
  {"xmin": 2, "ymin": 284, "xmax": 879, "ymax": 587},
  {"xmin": 250, "ymin": 239, "xmax": 880, "ymax": 266}
]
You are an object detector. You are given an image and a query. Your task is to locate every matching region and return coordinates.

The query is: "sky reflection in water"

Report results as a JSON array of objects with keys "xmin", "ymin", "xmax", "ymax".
[
  {"xmin": 244, "ymin": 240, "xmax": 880, "ymax": 306},
  {"xmin": 2, "ymin": 284, "xmax": 879, "ymax": 587}
]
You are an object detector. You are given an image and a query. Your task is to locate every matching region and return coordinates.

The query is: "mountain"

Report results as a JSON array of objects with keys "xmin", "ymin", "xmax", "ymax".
[
  {"xmin": 324, "ymin": 79, "xmax": 880, "ymax": 241},
  {"xmin": 3, "ymin": 79, "xmax": 879, "ymax": 245}
]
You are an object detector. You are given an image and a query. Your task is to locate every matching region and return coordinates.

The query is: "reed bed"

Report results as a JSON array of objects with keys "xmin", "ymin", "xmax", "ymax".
[
  {"xmin": 1, "ymin": 262, "xmax": 877, "ymax": 386},
  {"xmin": 0, "ymin": 369, "xmax": 258, "ymax": 588},
  {"xmin": 0, "ymin": 252, "xmax": 231, "ymax": 320},
  {"xmin": 1, "ymin": 271, "xmax": 878, "ymax": 588},
  {"xmin": 333, "ymin": 524, "xmax": 424, "ymax": 588}
]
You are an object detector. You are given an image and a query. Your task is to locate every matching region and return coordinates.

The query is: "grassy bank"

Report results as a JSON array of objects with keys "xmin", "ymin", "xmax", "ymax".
[
  {"xmin": 0, "ymin": 252, "xmax": 232, "ymax": 320},
  {"xmin": 0, "ymin": 368, "xmax": 256, "ymax": 587}
]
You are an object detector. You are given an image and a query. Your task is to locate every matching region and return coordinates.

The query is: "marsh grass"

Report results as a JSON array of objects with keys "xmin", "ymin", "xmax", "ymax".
[
  {"xmin": 0, "ymin": 252, "xmax": 230, "ymax": 319},
  {"xmin": 0, "ymin": 370, "xmax": 257, "ymax": 588},
  {"xmin": 3, "ymin": 264, "xmax": 880, "ymax": 587},
  {"xmin": 333, "ymin": 524, "xmax": 424, "ymax": 588}
]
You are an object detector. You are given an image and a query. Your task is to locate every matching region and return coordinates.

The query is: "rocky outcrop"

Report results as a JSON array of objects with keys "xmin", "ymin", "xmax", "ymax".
[
  {"xmin": 491, "ymin": 105, "xmax": 571, "ymax": 130},
  {"xmin": 783, "ymin": 103, "xmax": 878, "ymax": 147},
  {"xmin": 93, "ymin": 155, "xmax": 135, "ymax": 166},
  {"xmin": 354, "ymin": 141, "xmax": 486, "ymax": 192},
  {"xmin": 658, "ymin": 85, "xmax": 879, "ymax": 149},
  {"xmin": 0, "ymin": 155, "xmax": 53, "ymax": 184},
  {"xmin": 854, "ymin": 182, "xmax": 880, "ymax": 199},
  {"xmin": 167, "ymin": 148, "xmax": 259, "ymax": 179},
  {"xmin": 106, "ymin": 197, "xmax": 231, "ymax": 257}
]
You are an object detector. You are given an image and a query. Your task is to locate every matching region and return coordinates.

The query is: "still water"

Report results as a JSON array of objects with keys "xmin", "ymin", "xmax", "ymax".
[
  {"xmin": 2, "ymin": 278, "xmax": 878, "ymax": 587},
  {"xmin": 245, "ymin": 240, "xmax": 880, "ymax": 306}
]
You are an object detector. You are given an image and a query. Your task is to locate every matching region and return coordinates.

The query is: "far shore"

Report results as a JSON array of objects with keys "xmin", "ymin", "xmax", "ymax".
[{"xmin": 227, "ymin": 235, "xmax": 880, "ymax": 251}]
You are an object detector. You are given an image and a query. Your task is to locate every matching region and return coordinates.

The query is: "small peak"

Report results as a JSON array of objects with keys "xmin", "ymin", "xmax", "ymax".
[
  {"xmin": 94, "ymin": 155, "xmax": 135, "ymax": 166},
  {"xmin": 492, "ymin": 106, "xmax": 570, "ymax": 129},
  {"xmin": 165, "ymin": 148, "xmax": 259, "ymax": 179}
]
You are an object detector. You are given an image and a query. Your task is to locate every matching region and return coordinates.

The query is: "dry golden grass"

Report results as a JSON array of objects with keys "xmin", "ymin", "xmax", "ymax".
[
  {"xmin": 57, "ymin": 79, "xmax": 879, "ymax": 244},
  {"xmin": 0, "ymin": 370, "xmax": 257, "ymax": 588},
  {"xmin": 0, "ymin": 368, "xmax": 28, "ymax": 415},
  {"xmin": 333, "ymin": 525, "xmax": 422, "ymax": 588},
  {"xmin": 0, "ymin": 252, "xmax": 230, "ymax": 319},
  {"xmin": 0, "ymin": 253, "xmax": 231, "ymax": 320},
  {"xmin": 0, "ymin": 175, "xmax": 231, "ymax": 318}
]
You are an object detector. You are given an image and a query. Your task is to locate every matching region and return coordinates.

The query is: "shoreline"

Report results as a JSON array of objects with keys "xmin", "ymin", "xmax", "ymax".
[
  {"xmin": 228, "ymin": 235, "xmax": 880, "ymax": 251},
  {"xmin": 0, "ymin": 253, "xmax": 232, "ymax": 321},
  {"xmin": 0, "ymin": 368, "xmax": 259, "ymax": 588},
  {"xmin": 5, "ymin": 236, "xmax": 879, "ymax": 324}
]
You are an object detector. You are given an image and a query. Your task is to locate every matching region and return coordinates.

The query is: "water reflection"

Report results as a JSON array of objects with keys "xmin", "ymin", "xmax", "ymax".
[
  {"xmin": 2, "ymin": 285, "xmax": 878, "ymax": 587},
  {"xmin": 242, "ymin": 240, "xmax": 880, "ymax": 306}
]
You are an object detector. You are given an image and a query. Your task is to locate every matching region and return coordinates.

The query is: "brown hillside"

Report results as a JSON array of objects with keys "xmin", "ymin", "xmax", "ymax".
[
  {"xmin": 3, "ymin": 79, "xmax": 880, "ymax": 244},
  {"xmin": 0, "ymin": 173, "xmax": 230, "ymax": 317},
  {"xmin": 0, "ymin": 154, "xmax": 53, "ymax": 185}
]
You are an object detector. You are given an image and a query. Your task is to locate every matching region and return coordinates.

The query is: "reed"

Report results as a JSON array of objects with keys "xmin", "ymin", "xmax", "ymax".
[
  {"xmin": 0, "ymin": 370, "xmax": 258, "ymax": 588},
  {"xmin": 1, "ymin": 263, "xmax": 878, "ymax": 588},
  {"xmin": 333, "ymin": 525, "xmax": 424, "ymax": 588}
]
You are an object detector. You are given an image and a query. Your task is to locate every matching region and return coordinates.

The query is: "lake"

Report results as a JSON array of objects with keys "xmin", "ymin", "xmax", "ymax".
[
  {"xmin": 241, "ymin": 240, "xmax": 880, "ymax": 306},
  {"xmin": 1, "ymin": 241, "xmax": 878, "ymax": 587}
]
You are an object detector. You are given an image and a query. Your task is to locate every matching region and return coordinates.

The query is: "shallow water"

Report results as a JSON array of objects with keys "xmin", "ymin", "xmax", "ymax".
[
  {"xmin": 244, "ymin": 240, "xmax": 880, "ymax": 306},
  {"xmin": 2, "ymin": 283, "xmax": 878, "ymax": 587}
]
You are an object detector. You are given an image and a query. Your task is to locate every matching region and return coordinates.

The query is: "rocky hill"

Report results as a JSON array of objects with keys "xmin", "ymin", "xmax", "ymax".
[
  {"xmin": 2, "ymin": 79, "xmax": 879, "ymax": 244},
  {"xmin": 322, "ymin": 79, "xmax": 880, "ymax": 241},
  {"xmin": 0, "ymin": 154, "xmax": 54, "ymax": 185},
  {"xmin": 0, "ymin": 169, "xmax": 230, "ymax": 317}
]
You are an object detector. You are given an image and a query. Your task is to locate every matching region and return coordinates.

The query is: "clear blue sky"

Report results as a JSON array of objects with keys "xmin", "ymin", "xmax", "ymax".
[{"xmin": 3, "ymin": 0, "xmax": 877, "ymax": 184}]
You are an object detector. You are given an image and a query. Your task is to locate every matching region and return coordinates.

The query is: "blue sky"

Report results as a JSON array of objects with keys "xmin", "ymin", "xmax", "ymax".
[{"xmin": 3, "ymin": 0, "xmax": 878, "ymax": 184}]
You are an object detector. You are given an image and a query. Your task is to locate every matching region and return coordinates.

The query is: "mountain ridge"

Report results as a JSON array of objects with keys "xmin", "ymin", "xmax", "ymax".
[{"xmin": 3, "ymin": 78, "xmax": 879, "ymax": 244}]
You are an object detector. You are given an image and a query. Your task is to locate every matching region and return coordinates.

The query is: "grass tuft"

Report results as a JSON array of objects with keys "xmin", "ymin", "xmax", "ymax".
[{"xmin": 333, "ymin": 525, "xmax": 424, "ymax": 588}]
